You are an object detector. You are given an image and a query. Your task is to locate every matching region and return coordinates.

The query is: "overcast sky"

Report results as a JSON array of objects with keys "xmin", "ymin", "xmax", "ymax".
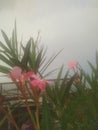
[{"xmin": 0, "ymin": 0, "xmax": 98, "ymax": 82}]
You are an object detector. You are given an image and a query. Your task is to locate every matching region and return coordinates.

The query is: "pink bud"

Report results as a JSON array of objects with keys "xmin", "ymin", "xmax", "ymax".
[{"xmin": 68, "ymin": 61, "xmax": 78, "ymax": 69}]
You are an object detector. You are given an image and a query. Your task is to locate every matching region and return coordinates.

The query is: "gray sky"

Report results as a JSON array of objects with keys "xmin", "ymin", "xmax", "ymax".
[{"xmin": 0, "ymin": 0, "xmax": 98, "ymax": 82}]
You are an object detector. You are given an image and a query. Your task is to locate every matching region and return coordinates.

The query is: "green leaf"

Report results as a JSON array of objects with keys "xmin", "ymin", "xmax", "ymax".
[
  {"xmin": 0, "ymin": 41, "xmax": 11, "ymax": 55},
  {"xmin": 41, "ymin": 96, "xmax": 53, "ymax": 130},
  {"xmin": 43, "ymin": 68, "xmax": 58, "ymax": 78},
  {"xmin": 1, "ymin": 30, "xmax": 11, "ymax": 49},
  {"xmin": 11, "ymin": 21, "xmax": 18, "ymax": 56},
  {"xmin": 0, "ymin": 54, "xmax": 14, "ymax": 67},
  {"xmin": 36, "ymin": 49, "xmax": 43, "ymax": 69},
  {"xmin": 96, "ymin": 51, "xmax": 98, "ymax": 69},
  {"xmin": 21, "ymin": 38, "xmax": 31, "ymax": 68},
  {"xmin": 88, "ymin": 61, "xmax": 96, "ymax": 74},
  {"xmin": 10, "ymin": 58, "xmax": 21, "ymax": 67},
  {"xmin": 0, "ymin": 65, "xmax": 11, "ymax": 73},
  {"xmin": 59, "ymin": 70, "xmax": 69, "ymax": 102},
  {"xmin": 55, "ymin": 65, "xmax": 63, "ymax": 88},
  {"xmin": 40, "ymin": 49, "xmax": 63, "ymax": 74}
]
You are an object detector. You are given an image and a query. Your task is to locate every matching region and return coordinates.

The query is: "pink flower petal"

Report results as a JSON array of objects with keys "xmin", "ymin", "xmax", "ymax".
[
  {"xmin": 38, "ymin": 80, "xmax": 46, "ymax": 91},
  {"xmin": 24, "ymin": 71, "xmax": 38, "ymax": 80},
  {"xmin": 30, "ymin": 79, "xmax": 46, "ymax": 91},
  {"xmin": 31, "ymin": 80, "xmax": 39, "ymax": 87},
  {"xmin": 9, "ymin": 66, "xmax": 22, "ymax": 82},
  {"xmin": 68, "ymin": 61, "xmax": 78, "ymax": 69}
]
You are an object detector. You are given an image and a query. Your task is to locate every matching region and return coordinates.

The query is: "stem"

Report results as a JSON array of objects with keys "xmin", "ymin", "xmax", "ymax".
[
  {"xmin": 16, "ymin": 82, "xmax": 37, "ymax": 130},
  {"xmin": 0, "ymin": 106, "xmax": 20, "ymax": 130},
  {"xmin": 35, "ymin": 96, "xmax": 40, "ymax": 130}
]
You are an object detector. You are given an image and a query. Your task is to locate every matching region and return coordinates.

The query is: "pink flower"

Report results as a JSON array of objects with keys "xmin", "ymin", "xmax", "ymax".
[
  {"xmin": 24, "ymin": 71, "xmax": 37, "ymax": 80},
  {"xmin": 68, "ymin": 61, "xmax": 78, "ymax": 69},
  {"xmin": 8, "ymin": 66, "xmax": 22, "ymax": 82},
  {"xmin": 9, "ymin": 67, "xmax": 46, "ymax": 91},
  {"xmin": 31, "ymin": 79, "xmax": 46, "ymax": 91}
]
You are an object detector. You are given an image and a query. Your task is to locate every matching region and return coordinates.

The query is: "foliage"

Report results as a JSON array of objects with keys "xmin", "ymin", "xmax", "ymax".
[
  {"xmin": 0, "ymin": 22, "xmax": 61, "ymax": 76},
  {"xmin": 0, "ymin": 23, "xmax": 98, "ymax": 130},
  {"xmin": 0, "ymin": 23, "xmax": 62, "ymax": 130}
]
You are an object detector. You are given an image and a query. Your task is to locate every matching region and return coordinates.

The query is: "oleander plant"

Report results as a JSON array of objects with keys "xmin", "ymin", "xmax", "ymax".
[{"xmin": 0, "ymin": 23, "xmax": 98, "ymax": 130}]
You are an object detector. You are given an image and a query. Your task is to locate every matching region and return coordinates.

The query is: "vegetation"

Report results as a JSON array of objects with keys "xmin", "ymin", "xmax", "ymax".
[{"xmin": 0, "ymin": 23, "xmax": 98, "ymax": 130}]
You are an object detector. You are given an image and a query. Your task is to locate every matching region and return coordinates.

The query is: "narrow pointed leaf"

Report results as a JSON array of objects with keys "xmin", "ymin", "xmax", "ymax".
[
  {"xmin": 41, "ymin": 49, "xmax": 63, "ymax": 74},
  {"xmin": 21, "ymin": 39, "xmax": 31, "ymax": 67},
  {"xmin": 0, "ymin": 65, "xmax": 11, "ymax": 73},
  {"xmin": 0, "ymin": 54, "xmax": 14, "ymax": 66},
  {"xmin": 41, "ymin": 96, "xmax": 53, "ymax": 130},
  {"xmin": 1, "ymin": 30, "xmax": 11, "ymax": 49},
  {"xmin": 0, "ymin": 41, "xmax": 11, "ymax": 55}
]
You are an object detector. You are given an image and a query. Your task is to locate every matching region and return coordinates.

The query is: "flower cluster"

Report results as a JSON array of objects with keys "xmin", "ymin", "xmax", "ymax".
[{"xmin": 9, "ymin": 66, "xmax": 46, "ymax": 92}]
